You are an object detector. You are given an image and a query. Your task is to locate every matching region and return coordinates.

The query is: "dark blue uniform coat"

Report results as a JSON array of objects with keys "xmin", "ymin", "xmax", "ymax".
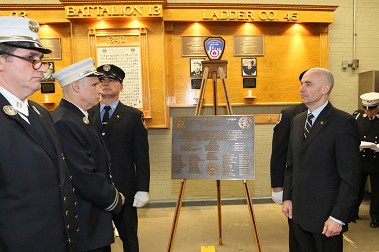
[
  {"xmin": 89, "ymin": 102, "xmax": 150, "ymax": 252},
  {"xmin": 52, "ymin": 99, "xmax": 122, "ymax": 251},
  {"xmin": 0, "ymin": 95, "xmax": 77, "ymax": 252}
]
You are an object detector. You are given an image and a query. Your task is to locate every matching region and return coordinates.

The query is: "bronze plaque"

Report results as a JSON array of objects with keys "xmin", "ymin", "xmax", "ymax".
[
  {"xmin": 234, "ymin": 35, "xmax": 264, "ymax": 56},
  {"xmin": 40, "ymin": 38, "xmax": 62, "ymax": 60},
  {"xmin": 182, "ymin": 36, "xmax": 207, "ymax": 57},
  {"xmin": 172, "ymin": 115, "xmax": 255, "ymax": 180}
]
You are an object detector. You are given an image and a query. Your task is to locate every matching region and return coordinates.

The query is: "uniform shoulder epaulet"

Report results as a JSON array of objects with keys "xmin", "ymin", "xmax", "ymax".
[{"xmin": 352, "ymin": 109, "xmax": 364, "ymax": 120}]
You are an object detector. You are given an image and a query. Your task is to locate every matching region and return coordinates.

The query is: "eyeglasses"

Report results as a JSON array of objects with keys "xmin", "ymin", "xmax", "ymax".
[
  {"xmin": 2, "ymin": 53, "xmax": 46, "ymax": 70},
  {"xmin": 363, "ymin": 105, "xmax": 378, "ymax": 110}
]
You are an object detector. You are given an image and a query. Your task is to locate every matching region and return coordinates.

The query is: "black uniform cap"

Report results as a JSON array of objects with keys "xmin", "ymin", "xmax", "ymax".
[{"xmin": 97, "ymin": 64, "xmax": 125, "ymax": 83}]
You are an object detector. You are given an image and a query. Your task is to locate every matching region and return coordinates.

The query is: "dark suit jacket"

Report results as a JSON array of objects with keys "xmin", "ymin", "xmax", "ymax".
[
  {"xmin": 283, "ymin": 102, "xmax": 361, "ymax": 233},
  {"xmin": 270, "ymin": 104, "xmax": 307, "ymax": 188},
  {"xmin": 0, "ymin": 95, "xmax": 77, "ymax": 252},
  {"xmin": 88, "ymin": 102, "xmax": 150, "ymax": 206},
  {"xmin": 52, "ymin": 99, "xmax": 122, "ymax": 251}
]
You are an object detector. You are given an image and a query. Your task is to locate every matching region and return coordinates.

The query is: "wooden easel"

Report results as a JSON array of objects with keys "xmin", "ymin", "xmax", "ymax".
[{"xmin": 167, "ymin": 60, "xmax": 262, "ymax": 252}]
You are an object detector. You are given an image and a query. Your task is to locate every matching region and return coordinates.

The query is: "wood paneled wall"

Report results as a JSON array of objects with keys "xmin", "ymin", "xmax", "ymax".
[{"xmin": 0, "ymin": 2, "xmax": 336, "ymax": 127}]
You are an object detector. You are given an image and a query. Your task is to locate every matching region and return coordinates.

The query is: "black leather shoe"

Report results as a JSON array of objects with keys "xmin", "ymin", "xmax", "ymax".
[{"xmin": 370, "ymin": 219, "xmax": 379, "ymax": 228}]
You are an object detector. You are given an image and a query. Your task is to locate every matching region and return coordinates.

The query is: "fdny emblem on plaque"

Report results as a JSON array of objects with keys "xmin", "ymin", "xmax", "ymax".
[{"xmin": 204, "ymin": 37, "xmax": 225, "ymax": 60}]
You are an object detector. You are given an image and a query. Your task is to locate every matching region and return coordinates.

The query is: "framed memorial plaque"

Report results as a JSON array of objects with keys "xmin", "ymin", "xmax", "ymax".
[
  {"xmin": 97, "ymin": 46, "xmax": 143, "ymax": 108},
  {"xmin": 182, "ymin": 36, "xmax": 207, "ymax": 57},
  {"xmin": 243, "ymin": 78, "xmax": 256, "ymax": 88},
  {"xmin": 234, "ymin": 35, "xmax": 264, "ymax": 57},
  {"xmin": 171, "ymin": 115, "xmax": 255, "ymax": 180},
  {"xmin": 191, "ymin": 79, "xmax": 202, "ymax": 89},
  {"xmin": 41, "ymin": 82, "xmax": 55, "ymax": 94},
  {"xmin": 39, "ymin": 38, "xmax": 62, "ymax": 60}
]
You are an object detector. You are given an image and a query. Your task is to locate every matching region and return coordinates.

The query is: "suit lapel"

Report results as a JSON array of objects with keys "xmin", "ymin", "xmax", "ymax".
[
  {"xmin": 27, "ymin": 103, "xmax": 58, "ymax": 160},
  {"xmin": 0, "ymin": 95, "xmax": 57, "ymax": 161},
  {"xmin": 302, "ymin": 103, "xmax": 332, "ymax": 148},
  {"xmin": 293, "ymin": 112, "xmax": 307, "ymax": 147}
]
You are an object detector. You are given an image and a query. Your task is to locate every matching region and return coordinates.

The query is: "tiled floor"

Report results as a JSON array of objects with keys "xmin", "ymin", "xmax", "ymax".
[{"xmin": 112, "ymin": 200, "xmax": 379, "ymax": 252}]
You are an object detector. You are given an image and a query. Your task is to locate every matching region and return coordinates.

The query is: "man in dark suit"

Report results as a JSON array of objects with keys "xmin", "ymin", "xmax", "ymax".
[
  {"xmin": 352, "ymin": 92, "xmax": 379, "ymax": 228},
  {"xmin": 52, "ymin": 58, "xmax": 125, "ymax": 252},
  {"xmin": 283, "ymin": 67, "xmax": 361, "ymax": 252},
  {"xmin": 0, "ymin": 16, "xmax": 78, "ymax": 251},
  {"xmin": 270, "ymin": 70, "xmax": 307, "ymax": 251},
  {"xmin": 88, "ymin": 64, "xmax": 150, "ymax": 252}
]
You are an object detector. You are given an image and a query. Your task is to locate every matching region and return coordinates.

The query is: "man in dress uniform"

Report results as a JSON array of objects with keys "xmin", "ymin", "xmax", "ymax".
[
  {"xmin": 0, "ymin": 16, "xmax": 78, "ymax": 251},
  {"xmin": 352, "ymin": 92, "xmax": 379, "ymax": 228},
  {"xmin": 88, "ymin": 64, "xmax": 150, "ymax": 252},
  {"xmin": 52, "ymin": 58, "xmax": 125, "ymax": 252}
]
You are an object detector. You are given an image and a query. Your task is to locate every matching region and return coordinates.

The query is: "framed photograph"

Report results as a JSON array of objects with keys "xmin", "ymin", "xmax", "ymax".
[
  {"xmin": 41, "ymin": 62, "xmax": 55, "ymax": 82},
  {"xmin": 39, "ymin": 38, "xmax": 62, "ymax": 60},
  {"xmin": 41, "ymin": 82, "xmax": 55, "ymax": 94},
  {"xmin": 242, "ymin": 58, "xmax": 257, "ymax": 77},
  {"xmin": 243, "ymin": 78, "xmax": 256, "ymax": 88},
  {"xmin": 190, "ymin": 58, "xmax": 205, "ymax": 79}
]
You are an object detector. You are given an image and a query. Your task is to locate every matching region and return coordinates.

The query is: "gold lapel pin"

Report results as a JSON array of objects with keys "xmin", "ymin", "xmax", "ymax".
[
  {"xmin": 83, "ymin": 117, "xmax": 90, "ymax": 125},
  {"xmin": 32, "ymin": 106, "xmax": 41, "ymax": 116},
  {"xmin": 3, "ymin": 105, "xmax": 17, "ymax": 116}
]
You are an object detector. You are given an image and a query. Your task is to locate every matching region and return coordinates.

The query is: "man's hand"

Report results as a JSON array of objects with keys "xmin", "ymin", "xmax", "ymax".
[
  {"xmin": 322, "ymin": 218, "xmax": 342, "ymax": 237},
  {"xmin": 133, "ymin": 191, "xmax": 149, "ymax": 207},
  {"xmin": 282, "ymin": 200, "xmax": 293, "ymax": 219},
  {"xmin": 272, "ymin": 187, "xmax": 283, "ymax": 205}
]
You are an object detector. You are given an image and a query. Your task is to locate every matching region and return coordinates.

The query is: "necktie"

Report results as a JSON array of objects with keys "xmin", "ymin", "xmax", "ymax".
[
  {"xmin": 304, "ymin": 113, "xmax": 314, "ymax": 139},
  {"xmin": 102, "ymin": 106, "xmax": 111, "ymax": 128}
]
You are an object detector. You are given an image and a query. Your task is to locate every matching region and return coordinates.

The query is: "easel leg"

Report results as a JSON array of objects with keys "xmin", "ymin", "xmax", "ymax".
[
  {"xmin": 167, "ymin": 179, "xmax": 186, "ymax": 252},
  {"xmin": 218, "ymin": 67, "xmax": 233, "ymax": 115},
  {"xmin": 195, "ymin": 67, "xmax": 209, "ymax": 116},
  {"xmin": 243, "ymin": 180, "xmax": 263, "ymax": 252},
  {"xmin": 217, "ymin": 180, "xmax": 222, "ymax": 245},
  {"xmin": 211, "ymin": 71, "xmax": 218, "ymax": 115}
]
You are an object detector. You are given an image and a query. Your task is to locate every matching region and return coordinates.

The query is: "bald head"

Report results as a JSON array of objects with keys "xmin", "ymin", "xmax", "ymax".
[
  {"xmin": 300, "ymin": 67, "xmax": 335, "ymax": 111},
  {"xmin": 304, "ymin": 67, "xmax": 334, "ymax": 93}
]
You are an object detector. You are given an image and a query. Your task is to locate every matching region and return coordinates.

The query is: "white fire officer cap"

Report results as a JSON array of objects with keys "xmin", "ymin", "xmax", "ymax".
[
  {"xmin": 53, "ymin": 58, "xmax": 103, "ymax": 87},
  {"xmin": 0, "ymin": 16, "xmax": 51, "ymax": 54}
]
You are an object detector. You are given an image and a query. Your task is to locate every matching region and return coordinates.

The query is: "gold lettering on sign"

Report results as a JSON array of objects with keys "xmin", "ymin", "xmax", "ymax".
[
  {"xmin": 203, "ymin": 10, "xmax": 254, "ymax": 21},
  {"xmin": 66, "ymin": 5, "xmax": 161, "ymax": 18},
  {"xmin": 10, "ymin": 11, "xmax": 27, "ymax": 17},
  {"xmin": 202, "ymin": 10, "xmax": 300, "ymax": 22}
]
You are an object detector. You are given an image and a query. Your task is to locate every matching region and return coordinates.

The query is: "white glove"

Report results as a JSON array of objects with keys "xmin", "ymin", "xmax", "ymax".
[
  {"xmin": 360, "ymin": 141, "xmax": 376, "ymax": 151},
  {"xmin": 133, "ymin": 191, "xmax": 149, "ymax": 207},
  {"xmin": 271, "ymin": 190, "xmax": 283, "ymax": 205}
]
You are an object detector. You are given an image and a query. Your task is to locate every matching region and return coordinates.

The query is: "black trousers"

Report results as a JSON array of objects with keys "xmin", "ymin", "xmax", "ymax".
[
  {"xmin": 292, "ymin": 221, "xmax": 343, "ymax": 252},
  {"xmin": 113, "ymin": 205, "xmax": 139, "ymax": 252},
  {"xmin": 288, "ymin": 218, "xmax": 300, "ymax": 252},
  {"xmin": 354, "ymin": 171, "xmax": 379, "ymax": 220}
]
